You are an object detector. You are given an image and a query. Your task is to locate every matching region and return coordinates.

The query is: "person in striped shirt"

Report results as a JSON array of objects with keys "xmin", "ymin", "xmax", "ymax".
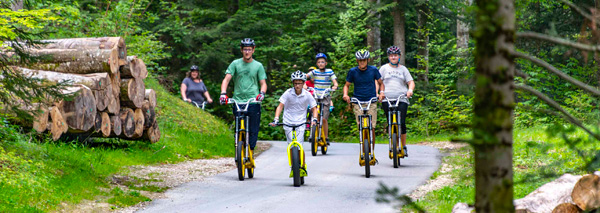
[{"xmin": 307, "ymin": 53, "xmax": 338, "ymax": 144}]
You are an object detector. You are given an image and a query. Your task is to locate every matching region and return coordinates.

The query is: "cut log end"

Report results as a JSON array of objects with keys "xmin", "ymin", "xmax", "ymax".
[
  {"xmin": 132, "ymin": 108, "xmax": 145, "ymax": 138},
  {"xmin": 110, "ymin": 115, "xmax": 122, "ymax": 137},
  {"xmin": 552, "ymin": 203, "xmax": 582, "ymax": 213},
  {"xmin": 572, "ymin": 174, "xmax": 600, "ymax": 211},
  {"xmin": 145, "ymin": 89, "xmax": 156, "ymax": 108},
  {"xmin": 32, "ymin": 106, "xmax": 49, "ymax": 133},
  {"xmin": 119, "ymin": 108, "xmax": 135, "ymax": 138},
  {"xmin": 143, "ymin": 120, "xmax": 160, "ymax": 143}
]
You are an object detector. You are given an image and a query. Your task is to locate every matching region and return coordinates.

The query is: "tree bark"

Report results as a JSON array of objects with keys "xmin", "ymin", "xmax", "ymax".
[
  {"xmin": 145, "ymin": 89, "xmax": 157, "ymax": 108},
  {"xmin": 457, "ymin": 0, "xmax": 473, "ymax": 93},
  {"xmin": 367, "ymin": 0, "xmax": 382, "ymax": 66},
  {"xmin": 392, "ymin": 0, "xmax": 406, "ymax": 64},
  {"xmin": 12, "ymin": 67, "xmax": 112, "ymax": 111},
  {"xmin": 38, "ymin": 37, "xmax": 127, "ymax": 62},
  {"xmin": 10, "ymin": 0, "xmax": 23, "ymax": 11},
  {"xmin": 457, "ymin": 0, "xmax": 472, "ymax": 49},
  {"xmin": 417, "ymin": 0, "xmax": 430, "ymax": 84},
  {"xmin": 132, "ymin": 108, "xmax": 145, "ymax": 138},
  {"xmin": 473, "ymin": 0, "xmax": 515, "ymax": 211},
  {"xmin": 120, "ymin": 78, "xmax": 145, "ymax": 108},
  {"xmin": 58, "ymin": 85, "xmax": 97, "ymax": 132},
  {"xmin": 142, "ymin": 100, "xmax": 155, "ymax": 129},
  {"xmin": 12, "ymin": 48, "xmax": 121, "ymax": 74},
  {"xmin": 119, "ymin": 108, "xmax": 135, "ymax": 138}
]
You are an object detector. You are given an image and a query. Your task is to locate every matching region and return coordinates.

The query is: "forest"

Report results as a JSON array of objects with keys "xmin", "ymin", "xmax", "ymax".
[{"xmin": 0, "ymin": 0, "xmax": 599, "ymax": 212}]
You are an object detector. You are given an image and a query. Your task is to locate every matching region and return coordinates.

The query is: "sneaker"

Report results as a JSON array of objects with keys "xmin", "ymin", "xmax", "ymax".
[{"xmin": 403, "ymin": 146, "xmax": 408, "ymax": 157}]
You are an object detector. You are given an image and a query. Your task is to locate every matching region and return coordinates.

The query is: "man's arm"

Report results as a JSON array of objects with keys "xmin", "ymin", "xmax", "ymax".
[
  {"xmin": 343, "ymin": 81, "xmax": 352, "ymax": 103},
  {"xmin": 221, "ymin": 74, "xmax": 232, "ymax": 93},
  {"xmin": 259, "ymin": 79, "xmax": 267, "ymax": 93}
]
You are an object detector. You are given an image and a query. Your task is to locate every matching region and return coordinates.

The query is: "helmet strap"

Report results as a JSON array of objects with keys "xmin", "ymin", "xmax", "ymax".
[{"xmin": 390, "ymin": 62, "xmax": 399, "ymax": 66}]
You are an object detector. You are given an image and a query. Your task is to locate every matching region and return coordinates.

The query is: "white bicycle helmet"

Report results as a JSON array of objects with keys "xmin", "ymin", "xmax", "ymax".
[{"xmin": 290, "ymin": 70, "xmax": 306, "ymax": 81}]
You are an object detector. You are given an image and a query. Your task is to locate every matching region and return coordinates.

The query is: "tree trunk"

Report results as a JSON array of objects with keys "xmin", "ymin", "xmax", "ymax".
[
  {"xmin": 119, "ymin": 108, "xmax": 135, "ymax": 138},
  {"xmin": 473, "ymin": 0, "xmax": 516, "ymax": 211},
  {"xmin": 572, "ymin": 174, "xmax": 600, "ymax": 211},
  {"xmin": 13, "ymin": 48, "xmax": 121, "ymax": 74},
  {"xmin": 110, "ymin": 115, "xmax": 122, "ymax": 137},
  {"xmin": 58, "ymin": 85, "xmax": 97, "ymax": 132},
  {"xmin": 143, "ymin": 120, "xmax": 160, "ymax": 143},
  {"xmin": 367, "ymin": 0, "xmax": 381, "ymax": 66},
  {"xmin": 392, "ymin": 0, "xmax": 406, "ymax": 65},
  {"xmin": 49, "ymin": 106, "xmax": 68, "ymax": 141},
  {"xmin": 142, "ymin": 100, "xmax": 156, "ymax": 129},
  {"xmin": 417, "ymin": 0, "xmax": 430, "ymax": 84},
  {"xmin": 132, "ymin": 108, "xmax": 145, "ymax": 138},
  {"xmin": 38, "ymin": 37, "xmax": 127, "ymax": 62},
  {"xmin": 120, "ymin": 78, "xmax": 145, "ymax": 108},
  {"xmin": 11, "ymin": 0, "xmax": 23, "ymax": 11},
  {"xmin": 121, "ymin": 56, "xmax": 147, "ymax": 79},
  {"xmin": 145, "ymin": 89, "xmax": 157, "ymax": 108},
  {"xmin": 12, "ymin": 67, "xmax": 112, "ymax": 111},
  {"xmin": 457, "ymin": 0, "xmax": 473, "ymax": 93},
  {"xmin": 93, "ymin": 112, "xmax": 111, "ymax": 137}
]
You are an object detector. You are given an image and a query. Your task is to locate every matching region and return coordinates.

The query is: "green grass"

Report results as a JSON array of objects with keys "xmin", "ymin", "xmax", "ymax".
[
  {"xmin": 399, "ymin": 125, "xmax": 598, "ymax": 212},
  {"xmin": 0, "ymin": 77, "xmax": 234, "ymax": 212}
]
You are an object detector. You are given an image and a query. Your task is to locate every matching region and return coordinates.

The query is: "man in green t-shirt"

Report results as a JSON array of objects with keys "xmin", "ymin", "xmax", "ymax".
[{"xmin": 220, "ymin": 38, "xmax": 268, "ymax": 163}]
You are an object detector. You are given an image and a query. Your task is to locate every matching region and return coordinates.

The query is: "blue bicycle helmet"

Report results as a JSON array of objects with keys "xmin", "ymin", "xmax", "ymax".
[{"xmin": 315, "ymin": 53, "xmax": 327, "ymax": 60}]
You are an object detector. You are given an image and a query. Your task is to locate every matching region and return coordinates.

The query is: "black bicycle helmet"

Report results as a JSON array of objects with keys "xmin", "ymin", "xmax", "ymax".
[
  {"xmin": 240, "ymin": 38, "xmax": 255, "ymax": 47},
  {"xmin": 386, "ymin": 46, "xmax": 401, "ymax": 55},
  {"xmin": 190, "ymin": 65, "xmax": 199, "ymax": 71},
  {"xmin": 355, "ymin": 49, "xmax": 370, "ymax": 60}
]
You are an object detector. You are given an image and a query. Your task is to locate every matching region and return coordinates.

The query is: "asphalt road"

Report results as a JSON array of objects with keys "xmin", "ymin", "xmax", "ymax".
[{"xmin": 140, "ymin": 141, "xmax": 441, "ymax": 213}]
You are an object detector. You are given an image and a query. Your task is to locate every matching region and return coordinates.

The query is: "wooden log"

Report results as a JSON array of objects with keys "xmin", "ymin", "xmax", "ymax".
[
  {"xmin": 18, "ymin": 48, "xmax": 120, "ymax": 74},
  {"xmin": 121, "ymin": 56, "xmax": 147, "ymax": 79},
  {"xmin": 119, "ymin": 108, "xmax": 135, "ymax": 138},
  {"xmin": 572, "ymin": 174, "xmax": 600, "ymax": 211},
  {"xmin": 109, "ymin": 71, "xmax": 120, "ymax": 99},
  {"xmin": 132, "ymin": 108, "xmax": 145, "ymax": 138},
  {"xmin": 110, "ymin": 115, "xmax": 122, "ymax": 137},
  {"xmin": 106, "ymin": 92, "xmax": 121, "ymax": 114},
  {"xmin": 515, "ymin": 173, "xmax": 581, "ymax": 213},
  {"xmin": 38, "ymin": 37, "xmax": 127, "ymax": 61},
  {"xmin": 49, "ymin": 106, "xmax": 68, "ymax": 141},
  {"xmin": 93, "ymin": 112, "xmax": 111, "ymax": 137},
  {"xmin": 142, "ymin": 101, "xmax": 155, "ymax": 129},
  {"xmin": 12, "ymin": 67, "xmax": 113, "ymax": 111},
  {"xmin": 143, "ymin": 120, "xmax": 160, "ymax": 143},
  {"xmin": 32, "ymin": 105, "xmax": 49, "ymax": 133},
  {"xmin": 145, "ymin": 89, "xmax": 156, "ymax": 108},
  {"xmin": 120, "ymin": 78, "xmax": 145, "ymax": 108},
  {"xmin": 552, "ymin": 203, "xmax": 581, "ymax": 213},
  {"xmin": 58, "ymin": 85, "xmax": 97, "ymax": 132}
]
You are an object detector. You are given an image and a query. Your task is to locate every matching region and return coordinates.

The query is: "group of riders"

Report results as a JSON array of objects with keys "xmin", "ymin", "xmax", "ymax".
[{"xmin": 181, "ymin": 38, "xmax": 415, "ymax": 173}]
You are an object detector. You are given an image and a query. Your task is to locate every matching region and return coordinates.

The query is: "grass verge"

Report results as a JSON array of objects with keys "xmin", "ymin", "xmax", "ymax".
[
  {"xmin": 0, "ymin": 76, "xmax": 234, "ymax": 212},
  {"xmin": 397, "ymin": 125, "xmax": 598, "ymax": 212}
]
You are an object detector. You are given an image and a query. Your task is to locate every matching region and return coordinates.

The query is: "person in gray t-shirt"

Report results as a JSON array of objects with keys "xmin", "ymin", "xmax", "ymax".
[
  {"xmin": 181, "ymin": 65, "xmax": 213, "ymax": 106},
  {"xmin": 378, "ymin": 46, "xmax": 415, "ymax": 157}
]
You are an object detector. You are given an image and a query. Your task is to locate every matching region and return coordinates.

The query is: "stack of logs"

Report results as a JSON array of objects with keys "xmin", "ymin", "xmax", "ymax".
[{"xmin": 5, "ymin": 37, "xmax": 160, "ymax": 143}]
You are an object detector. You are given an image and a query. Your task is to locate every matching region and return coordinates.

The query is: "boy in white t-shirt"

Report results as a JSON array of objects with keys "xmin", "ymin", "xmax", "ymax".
[{"xmin": 270, "ymin": 71, "xmax": 318, "ymax": 143}]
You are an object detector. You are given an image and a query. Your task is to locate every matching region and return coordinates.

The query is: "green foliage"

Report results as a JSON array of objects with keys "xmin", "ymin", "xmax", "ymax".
[
  {"xmin": 107, "ymin": 187, "xmax": 151, "ymax": 208},
  {"xmin": 409, "ymin": 85, "xmax": 472, "ymax": 136}
]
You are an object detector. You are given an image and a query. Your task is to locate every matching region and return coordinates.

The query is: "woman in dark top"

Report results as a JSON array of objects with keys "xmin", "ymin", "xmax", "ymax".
[{"xmin": 181, "ymin": 65, "xmax": 213, "ymax": 105}]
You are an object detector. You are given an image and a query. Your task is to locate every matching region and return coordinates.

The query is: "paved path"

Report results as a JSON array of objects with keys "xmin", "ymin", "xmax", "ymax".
[{"xmin": 140, "ymin": 141, "xmax": 441, "ymax": 213}]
